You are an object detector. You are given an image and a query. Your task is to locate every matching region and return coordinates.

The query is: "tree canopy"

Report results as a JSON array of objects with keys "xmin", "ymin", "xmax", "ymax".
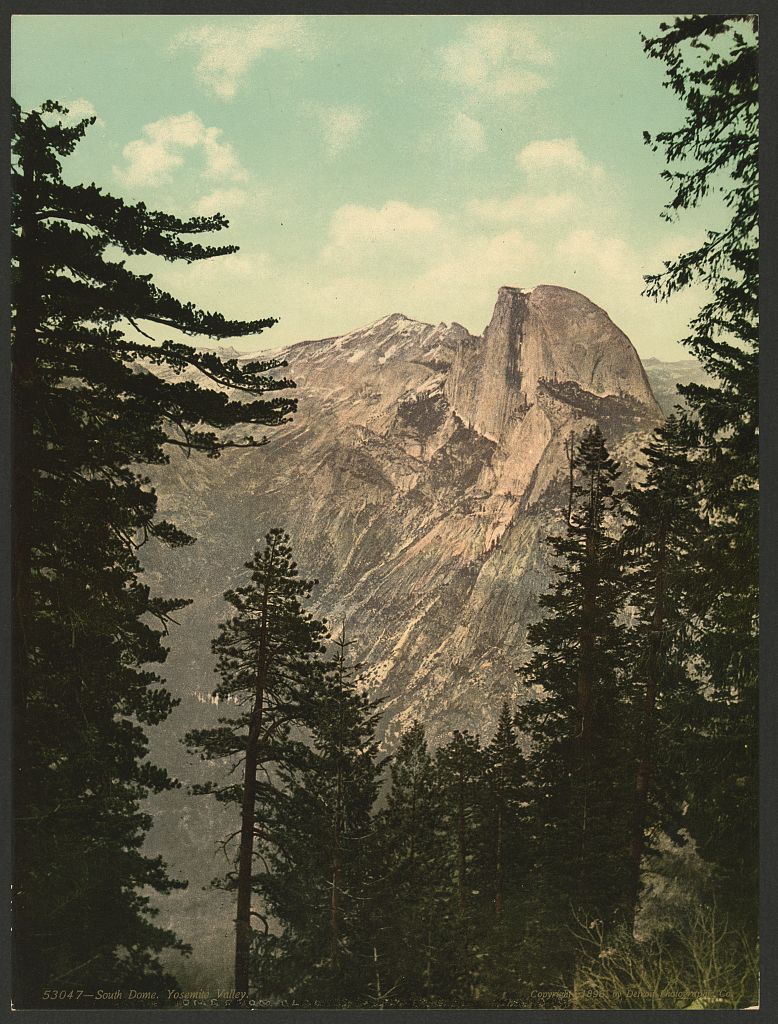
[
  {"xmin": 642, "ymin": 13, "xmax": 758, "ymax": 934},
  {"xmin": 11, "ymin": 99, "xmax": 296, "ymax": 1006}
]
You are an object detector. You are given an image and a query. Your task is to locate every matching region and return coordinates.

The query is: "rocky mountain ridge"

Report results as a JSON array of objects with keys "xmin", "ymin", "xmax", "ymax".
[
  {"xmin": 147, "ymin": 284, "xmax": 662, "ymax": 746},
  {"xmin": 142, "ymin": 284, "xmax": 698, "ymax": 982}
]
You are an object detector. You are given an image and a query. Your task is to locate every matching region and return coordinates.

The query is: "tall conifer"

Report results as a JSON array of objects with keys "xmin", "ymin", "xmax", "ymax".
[
  {"xmin": 12, "ymin": 100, "xmax": 294, "ymax": 1004},
  {"xmin": 434, "ymin": 729, "xmax": 484, "ymax": 1001},
  {"xmin": 642, "ymin": 15, "xmax": 758, "ymax": 933},
  {"xmin": 371, "ymin": 722, "xmax": 447, "ymax": 1005},
  {"xmin": 517, "ymin": 427, "xmax": 631, "ymax": 979},
  {"xmin": 620, "ymin": 415, "xmax": 703, "ymax": 925},
  {"xmin": 253, "ymin": 627, "xmax": 384, "ymax": 1004},
  {"xmin": 472, "ymin": 702, "xmax": 530, "ymax": 1003},
  {"xmin": 184, "ymin": 531, "xmax": 327, "ymax": 998}
]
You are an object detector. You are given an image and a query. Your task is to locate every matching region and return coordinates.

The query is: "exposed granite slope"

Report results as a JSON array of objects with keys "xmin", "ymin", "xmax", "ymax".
[
  {"xmin": 146, "ymin": 285, "xmax": 662, "ymax": 748},
  {"xmin": 142, "ymin": 285, "xmax": 674, "ymax": 980}
]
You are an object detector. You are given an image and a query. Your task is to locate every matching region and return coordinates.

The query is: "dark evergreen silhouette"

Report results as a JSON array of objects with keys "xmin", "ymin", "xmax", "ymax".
[
  {"xmin": 370, "ymin": 721, "xmax": 448, "ymax": 1005},
  {"xmin": 474, "ymin": 701, "xmax": 530, "ymax": 998},
  {"xmin": 11, "ymin": 100, "xmax": 294, "ymax": 1005},
  {"xmin": 480, "ymin": 702, "xmax": 527, "ymax": 923},
  {"xmin": 184, "ymin": 531, "xmax": 328, "ymax": 998},
  {"xmin": 619, "ymin": 415, "xmax": 703, "ymax": 925},
  {"xmin": 517, "ymin": 427, "xmax": 632, "ymax": 980},
  {"xmin": 433, "ymin": 729, "xmax": 484, "ymax": 1002},
  {"xmin": 642, "ymin": 15, "xmax": 758, "ymax": 935},
  {"xmin": 252, "ymin": 627, "xmax": 384, "ymax": 1004}
]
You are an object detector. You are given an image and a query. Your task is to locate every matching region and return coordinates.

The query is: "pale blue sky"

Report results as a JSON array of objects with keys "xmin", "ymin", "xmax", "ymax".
[{"xmin": 12, "ymin": 14, "xmax": 722, "ymax": 359}]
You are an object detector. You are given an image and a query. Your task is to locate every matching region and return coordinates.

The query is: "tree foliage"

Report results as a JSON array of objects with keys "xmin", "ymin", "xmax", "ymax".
[
  {"xmin": 642, "ymin": 14, "xmax": 759, "ymax": 933},
  {"xmin": 370, "ymin": 721, "xmax": 448, "ymax": 1005},
  {"xmin": 11, "ymin": 100, "xmax": 295, "ymax": 1005},
  {"xmin": 252, "ymin": 627, "xmax": 385, "ymax": 1005},
  {"xmin": 517, "ymin": 426, "xmax": 633, "ymax": 972},
  {"xmin": 185, "ymin": 530, "xmax": 328, "ymax": 996},
  {"xmin": 618, "ymin": 415, "xmax": 703, "ymax": 920}
]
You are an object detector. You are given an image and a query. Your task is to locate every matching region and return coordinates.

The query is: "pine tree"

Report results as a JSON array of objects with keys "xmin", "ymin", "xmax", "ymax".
[
  {"xmin": 642, "ymin": 15, "xmax": 758, "ymax": 933},
  {"xmin": 434, "ymin": 729, "xmax": 484, "ymax": 1002},
  {"xmin": 481, "ymin": 703, "xmax": 527, "ymax": 923},
  {"xmin": 473, "ymin": 702, "xmax": 530, "ymax": 1002},
  {"xmin": 619, "ymin": 415, "xmax": 703, "ymax": 925},
  {"xmin": 12, "ymin": 100, "xmax": 295, "ymax": 1004},
  {"xmin": 517, "ymin": 426, "xmax": 631, "ymax": 980},
  {"xmin": 252, "ymin": 626, "xmax": 384, "ymax": 1005},
  {"xmin": 371, "ymin": 722, "xmax": 447, "ymax": 1006},
  {"xmin": 184, "ymin": 531, "xmax": 327, "ymax": 999}
]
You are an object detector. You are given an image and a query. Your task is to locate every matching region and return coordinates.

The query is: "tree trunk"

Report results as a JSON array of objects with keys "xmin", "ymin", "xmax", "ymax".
[
  {"xmin": 12, "ymin": 144, "xmax": 43, "ymax": 1003},
  {"xmin": 577, "ymin": 467, "xmax": 600, "ymax": 755},
  {"xmin": 565, "ymin": 432, "xmax": 576, "ymax": 525},
  {"xmin": 373, "ymin": 945, "xmax": 382, "ymax": 1006},
  {"xmin": 575, "ymin": 465, "xmax": 601, "ymax": 898},
  {"xmin": 424, "ymin": 922, "xmax": 433, "ymax": 996},
  {"xmin": 409, "ymin": 777, "xmax": 417, "ymax": 866},
  {"xmin": 12, "ymin": 149, "xmax": 41, "ymax": 761},
  {"xmin": 234, "ymin": 693, "xmax": 263, "ymax": 995},
  {"xmin": 330, "ymin": 667, "xmax": 348, "ymax": 969},
  {"xmin": 576, "ymin": 572, "xmax": 597, "ymax": 868},
  {"xmin": 330, "ymin": 859, "xmax": 340, "ymax": 967},
  {"xmin": 330, "ymin": 767, "xmax": 342, "ymax": 967},
  {"xmin": 234, "ymin": 568, "xmax": 272, "ymax": 996}
]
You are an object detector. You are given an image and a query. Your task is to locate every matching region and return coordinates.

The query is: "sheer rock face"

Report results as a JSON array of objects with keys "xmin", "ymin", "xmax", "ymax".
[
  {"xmin": 147, "ymin": 285, "xmax": 662, "ymax": 751},
  {"xmin": 144, "ymin": 285, "xmax": 666, "ymax": 975},
  {"xmin": 447, "ymin": 285, "xmax": 659, "ymax": 442}
]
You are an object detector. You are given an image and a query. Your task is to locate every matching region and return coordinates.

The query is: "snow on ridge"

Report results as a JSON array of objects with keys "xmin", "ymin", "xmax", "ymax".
[
  {"xmin": 234, "ymin": 311, "xmax": 455, "ymax": 367},
  {"xmin": 235, "ymin": 346, "xmax": 290, "ymax": 365}
]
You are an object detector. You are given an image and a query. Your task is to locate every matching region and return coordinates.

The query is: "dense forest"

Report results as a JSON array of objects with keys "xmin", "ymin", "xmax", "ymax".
[{"xmin": 11, "ymin": 15, "xmax": 758, "ymax": 1010}]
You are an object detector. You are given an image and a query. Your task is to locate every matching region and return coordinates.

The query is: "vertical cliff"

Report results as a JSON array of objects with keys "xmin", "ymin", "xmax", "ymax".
[{"xmin": 447, "ymin": 284, "xmax": 659, "ymax": 442}]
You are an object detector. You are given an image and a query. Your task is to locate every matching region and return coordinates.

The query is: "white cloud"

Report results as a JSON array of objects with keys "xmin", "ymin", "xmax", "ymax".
[
  {"xmin": 548, "ymin": 227, "xmax": 712, "ymax": 359},
  {"xmin": 468, "ymin": 191, "xmax": 575, "ymax": 223},
  {"xmin": 319, "ymin": 106, "xmax": 366, "ymax": 159},
  {"xmin": 188, "ymin": 250, "xmax": 268, "ymax": 281},
  {"xmin": 159, "ymin": 250, "xmax": 271, "ymax": 318},
  {"xmin": 320, "ymin": 205, "xmax": 543, "ymax": 329},
  {"xmin": 439, "ymin": 21, "xmax": 552, "ymax": 97},
  {"xmin": 413, "ymin": 229, "xmax": 541, "ymax": 311},
  {"xmin": 323, "ymin": 201, "xmax": 443, "ymax": 261},
  {"xmin": 173, "ymin": 17, "xmax": 314, "ymax": 100},
  {"xmin": 556, "ymin": 228, "xmax": 641, "ymax": 286},
  {"xmin": 61, "ymin": 98, "xmax": 103, "ymax": 126},
  {"xmin": 517, "ymin": 138, "xmax": 603, "ymax": 179},
  {"xmin": 450, "ymin": 111, "xmax": 486, "ymax": 155},
  {"xmin": 193, "ymin": 187, "xmax": 250, "ymax": 216},
  {"xmin": 201, "ymin": 126, "xmax": 248, "ymax": 181},
  {"xmin": 114, "ymin": 113, "xmax": 248, "ymax": 189}
]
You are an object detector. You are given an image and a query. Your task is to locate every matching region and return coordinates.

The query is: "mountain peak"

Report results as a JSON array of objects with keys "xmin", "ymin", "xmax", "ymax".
[
  {"xmin": 446, "ymin": 284, "xmax": 661, "ymax": 442},
  {"xmin": 369, "ymin": 312, "xmax": 412, "ymax": 328}
]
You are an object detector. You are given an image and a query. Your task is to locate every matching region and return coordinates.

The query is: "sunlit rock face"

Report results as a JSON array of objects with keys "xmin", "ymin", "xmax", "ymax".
[
  {"xmin": 146, "ymin": 284, "xmax": 662, "ymax": 749},
  {"xmin": 447, "ymin": 285, "xmax": 658, "ymax": 443},
  {"xmin": 142, "ymin": 285, "xmax": 675, "ymax": 980}
]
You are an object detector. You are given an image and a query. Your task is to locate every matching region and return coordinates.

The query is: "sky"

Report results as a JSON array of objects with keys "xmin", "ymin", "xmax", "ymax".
[{"xmin": 12, "ymin": 14, "xmax": 721, "ymax": 360}]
